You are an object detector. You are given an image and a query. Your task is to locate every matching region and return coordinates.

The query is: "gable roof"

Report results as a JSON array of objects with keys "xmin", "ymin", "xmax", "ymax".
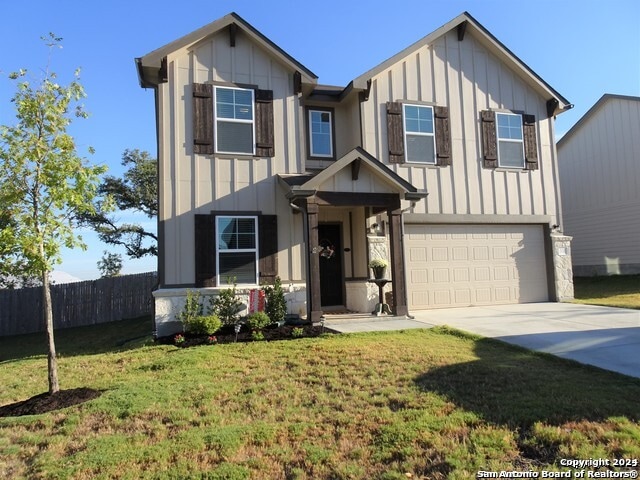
[
  {"xmin": 136, "ymin": 12, "xmax": 317, "ymax": 88},
  {"xmin": 278, "ymin": 147, "xmax": 428, "ymax": 201},
  {"xmin": 137, "ymin": 11, "xmax": 571, "ymax": 114},
  {"xmin": 557, "ymin": 94, "xmax": 640, "ymax": 148},
  {"xmin": 352, "ymin": 11, "xmax": 571, "ymax": 115}
]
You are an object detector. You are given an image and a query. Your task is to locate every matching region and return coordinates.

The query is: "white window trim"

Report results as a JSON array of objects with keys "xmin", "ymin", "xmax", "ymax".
[
  {"xmin": 215, "ymin": 215, "xmax": 259, "ymax": 286},
  {"xmin": 403, "ymin": 103, "xmax": 436, "ymax": 164},
  {"xmin": 213, "ymin": 86, "xmax": 256, "ymax": 156},
  {"xmin": 496, "ymin": 112, "xmax": 525, "ymax": 169},
  {"xmin": 308, "ymin": 109, "xmax": 334, "ymax": 158}
]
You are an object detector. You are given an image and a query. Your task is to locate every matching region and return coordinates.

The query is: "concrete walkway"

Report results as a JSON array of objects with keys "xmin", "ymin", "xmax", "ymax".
[
  {"xmin": 324, "ymin": 303, "xmax": 640, "ymax": 379},
  {"xmin": 323, "ymin": 314, "xmax": 429, "ymax": 333}
]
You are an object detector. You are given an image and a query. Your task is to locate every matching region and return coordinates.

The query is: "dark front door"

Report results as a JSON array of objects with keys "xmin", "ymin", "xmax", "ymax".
[{"xmin": 318, "ymin": 223, "xmax": 344, "ymax": 306}]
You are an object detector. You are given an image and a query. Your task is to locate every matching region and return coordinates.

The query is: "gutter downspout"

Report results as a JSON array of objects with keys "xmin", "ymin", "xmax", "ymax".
[{"xmin": 153, "ymin": 86, "xmax": 163, "ymax": 289}]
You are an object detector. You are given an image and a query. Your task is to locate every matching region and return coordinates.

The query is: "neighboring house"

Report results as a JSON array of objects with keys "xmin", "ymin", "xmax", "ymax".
[
  {"xmin": 136, "ymin": 11, "xmax": 574, "ymax": 336},
  {"xmin": 557, "ymin": 94, "xmax": 640, "ymax": 276}
]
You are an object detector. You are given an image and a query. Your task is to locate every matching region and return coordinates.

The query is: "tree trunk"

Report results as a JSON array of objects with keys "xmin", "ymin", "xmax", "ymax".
[{"xmin": 43, "ymin": 271, "xmax": 59, "ymax": 394}]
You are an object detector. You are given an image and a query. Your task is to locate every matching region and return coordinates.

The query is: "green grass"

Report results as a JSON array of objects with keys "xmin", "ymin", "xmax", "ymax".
[
  {"xmin": 0, "ymin": 316, "xmax": 154, "ymax": 362},
  {"xmin": 1, "ymin": 320, "xmax": 640, "ymax": 479},
  {"xmin": 573, "ymin": 274, "xmax": 640, "ymax": 309}
]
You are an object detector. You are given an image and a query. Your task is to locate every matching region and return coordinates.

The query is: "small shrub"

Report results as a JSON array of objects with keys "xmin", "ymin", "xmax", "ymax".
[
  {"xmin": 173, "ymin": 334, "xmax": 185, "ymax": 346},
  {"xmin": 210, "ymin": 280, "xmax": 243, "ymax": 327},
  {"xmin": 263, "ymin": 276, "xmax": 287, "ymax": 325},
  {"xmin": 184, "ymin": 315, "xmax": 222, "ymax": 336},
  {"xmin": 291, "ymin": 327, "xmax": 304, "ymax": 338},
  {"xmin": 251, "ymin": 330, "xmax": 265, "ymax": 341},
  {"xmin": 247, "ymin": 311, "xmax": 271, "ymax": 331},
  {"xmin": 176, "ymin": 290, "xmax": 203, "ymax": 325}
]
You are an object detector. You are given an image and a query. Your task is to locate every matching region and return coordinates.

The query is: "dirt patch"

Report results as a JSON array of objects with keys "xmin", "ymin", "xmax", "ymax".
[
  {"xmin": 516, "ymin": 428, "xmax": 560, "ymax": 466},
  {"xmin": 0, "ymin": 388, "xmax": 103, "ymax": 417}
]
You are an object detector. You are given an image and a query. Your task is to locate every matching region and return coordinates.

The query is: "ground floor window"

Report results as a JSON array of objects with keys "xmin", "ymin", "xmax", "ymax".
[{"xmin": 216, "ymin": 216, "xmax": 258, "ymax": 285}]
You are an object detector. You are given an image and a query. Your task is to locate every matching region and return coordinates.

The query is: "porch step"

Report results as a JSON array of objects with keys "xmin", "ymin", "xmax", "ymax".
[
  {"xmin": 320, "ymin": 313, "xmax": 430, "ymax": 333},
  {"xmin": 321, "ymin": 313, "xmax": 412, "ymax": 323}
]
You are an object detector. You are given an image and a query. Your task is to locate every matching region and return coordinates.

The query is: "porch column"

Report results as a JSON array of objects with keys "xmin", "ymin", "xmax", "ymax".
[
  {"xmin": 388, "ymin": 206, "xmax": 408, "ymax": 316},
  {"xmin": 306, "ymin": 199, "xmax": 323, "ymax": 323}
]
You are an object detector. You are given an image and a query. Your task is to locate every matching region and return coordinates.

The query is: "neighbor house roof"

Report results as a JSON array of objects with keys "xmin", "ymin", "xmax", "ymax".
[
  {"xmin": 136, "ymin": 12, "xmax": 317, "ymax": 88},
  {"xmin": 557, "ymin": 94, "xmax": 640, "ymax": 148}
]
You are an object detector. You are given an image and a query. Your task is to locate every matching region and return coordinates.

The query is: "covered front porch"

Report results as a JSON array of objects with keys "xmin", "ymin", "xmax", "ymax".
[{"xmin": 278, "ymin": 147, "xmax": 427, "ymax": 322}]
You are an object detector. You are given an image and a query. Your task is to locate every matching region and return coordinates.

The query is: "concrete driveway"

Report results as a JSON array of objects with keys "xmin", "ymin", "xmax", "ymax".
[
  {"xmin": 324, "ymin": 303, "xmax": 640, "ymax": 378},
  {"xmin": 411, "ymin": 303, "xmax": 640, "ymax": 379}
]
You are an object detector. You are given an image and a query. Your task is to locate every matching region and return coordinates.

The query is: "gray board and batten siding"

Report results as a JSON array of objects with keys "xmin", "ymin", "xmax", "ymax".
[{"xmin": 558, "ymin": 94, "xmax": 640, "ymax": 276}]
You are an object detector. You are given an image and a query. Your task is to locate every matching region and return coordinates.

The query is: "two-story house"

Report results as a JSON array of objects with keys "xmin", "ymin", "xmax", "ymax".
[
  {"xmin": 136, "ymin": 12, "xmax": 574, "ymax": 336},
  {"xmin": 558, "ymin": 94, "xmax": 640, "ymax": 276}
]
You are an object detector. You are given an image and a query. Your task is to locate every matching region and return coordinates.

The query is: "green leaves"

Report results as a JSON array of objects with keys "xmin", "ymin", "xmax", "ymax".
[
  {"xmin": 80, "ymin": 149, "xmax": 158, "ymax": 259},
  {"xmin": 0, "ymin": 36, "xmax": 104, "ymax": 278},
  {"xmin": 97, "ymin": 251, "xmax": 123, "ymax": 278},
  {"xmin": 40, "ymin": 32, "xmax": 63, "ymax": 46},
  {"xmin": 0, "ymin": 33, "xmax": 103, "ymax": 394}
]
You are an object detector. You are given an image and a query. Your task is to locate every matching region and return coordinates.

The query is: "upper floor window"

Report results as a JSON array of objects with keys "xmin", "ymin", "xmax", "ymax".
[
  {"xmin": 403, "ymin": 104, "xmax": 436, "ymax": 164},
  {"xmin": 214, "ymin": 86, "xmax": 255, "ymax": 155},
  {"xmin": 307, "ymin": 107, "xmax": 335, "ymax": 159},
  {"xmin": 386, "ymin": 101, "xmax": 451, "ymax": 166},
  {"xmin": 480, "ymin": 110, "xmax": 538, "ymax": 170},
  {"xmin": 309, "ymin": 110, "xmax": 333, "ymax": 157},
  {"xmin": 496, "ymin": 112, "xmax": 525, "ymax": 168}
]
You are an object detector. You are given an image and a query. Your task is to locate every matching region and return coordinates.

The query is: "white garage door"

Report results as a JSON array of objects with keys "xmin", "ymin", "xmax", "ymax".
[{"xmin": 405, "ymin": 224, "xmax": 549, "ymax": 309}]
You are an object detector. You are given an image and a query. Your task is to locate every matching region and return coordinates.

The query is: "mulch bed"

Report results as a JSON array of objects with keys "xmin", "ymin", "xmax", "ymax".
[
  {"xmin": 0, "ymin": 388, "xmax": 103, "ymax": 417},
  {"xmin": 158, "ymin": 323, "xmax": 337, "ymax": 348}
]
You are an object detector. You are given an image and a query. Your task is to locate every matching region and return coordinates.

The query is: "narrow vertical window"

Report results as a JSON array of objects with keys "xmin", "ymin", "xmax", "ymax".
[
  {"xmin": 308, "ymin": 109, "xmax": 333, "ymax": 158},
  {"xmin": 496, "ymin": 112, "xmax": 525, "ymax": 168},
  {"xmin": 216, "ymin": 216, "xmax": 258, "ymax": 285},
  {"xmin": 403, "ymin": 104, "xmax": 436, "ymax": 164},
  {"xmin": 214, "ymin": 87, "xmax": 255, "ymax": 155}
]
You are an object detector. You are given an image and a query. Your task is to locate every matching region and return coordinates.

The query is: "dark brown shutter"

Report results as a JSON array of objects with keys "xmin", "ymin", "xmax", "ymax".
[
  {"xmin": 523, "ymin": 114, "xmax": 538, "ymax": 170},
  {"xmin": 434, "ymin": 106, "xmax": 451, "ymax": 166},
  {"xmin": 259, "ymin": 214, "xmax": 278, "ymax": 284},
  {"xmin": 194, "ymin": 214, "xmax": 216, "ymax": 287},
  {"xmin": 192, "ymin": 83, "xmax": 214, "ymax": 155},
  {"xmin": 255, "ymin": 89, "xmax": 275, "ymax": 157},
  {"xmin": 293, "ymin": 71, "xmax": 302, "ymax": 95},
  {"xmin": 386, "ymin": 102, "xmax": 405, "ymax": 164},
  {"xmin": 481, "ymin": 110, "xmax": 497, "ymax": 168}
]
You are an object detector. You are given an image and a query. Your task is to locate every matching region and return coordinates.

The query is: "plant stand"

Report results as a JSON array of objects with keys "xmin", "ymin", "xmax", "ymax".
[{"xmin": 368, "ymin": 279, "xmax": 392, "ymax": 316}]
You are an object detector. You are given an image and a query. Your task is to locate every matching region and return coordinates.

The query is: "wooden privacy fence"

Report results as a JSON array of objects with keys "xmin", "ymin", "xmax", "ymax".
[{"xmin": 0, "ymin": 272, "xmax": 157, "ymax": 337}]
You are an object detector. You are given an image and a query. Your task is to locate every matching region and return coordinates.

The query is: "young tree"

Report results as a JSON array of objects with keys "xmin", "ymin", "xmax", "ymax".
[
  {"xmin": 81, "ymin": 149, "xmax": 158, "ymax": 259},
  {"xmin": 0, "ymin": 34, "xmax": 106, "ymax": 394},
  {"xmin": 97, "ymin": 251, "xmax": 123, "ymax": 278}
]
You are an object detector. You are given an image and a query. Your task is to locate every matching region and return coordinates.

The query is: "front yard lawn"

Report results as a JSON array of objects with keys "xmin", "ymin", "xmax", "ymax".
[
  {"xmin": 1, "ymin": 319, "xmax": 639, "ymax": 479},
  {"xmin": 573, "ymin": 274, "xmax": 640, "ymax": 309}
]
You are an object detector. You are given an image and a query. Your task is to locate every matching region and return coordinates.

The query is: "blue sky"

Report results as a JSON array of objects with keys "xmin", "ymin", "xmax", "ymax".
[{"xmin": 1, "ymin": 0, "xmax": 639, "ymax": 281}]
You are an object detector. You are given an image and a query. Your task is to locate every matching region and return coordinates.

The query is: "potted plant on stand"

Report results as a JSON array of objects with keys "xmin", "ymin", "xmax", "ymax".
[{"xmin": 368, "ymin": 258, "xmax": 388, "ymax": 279}]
